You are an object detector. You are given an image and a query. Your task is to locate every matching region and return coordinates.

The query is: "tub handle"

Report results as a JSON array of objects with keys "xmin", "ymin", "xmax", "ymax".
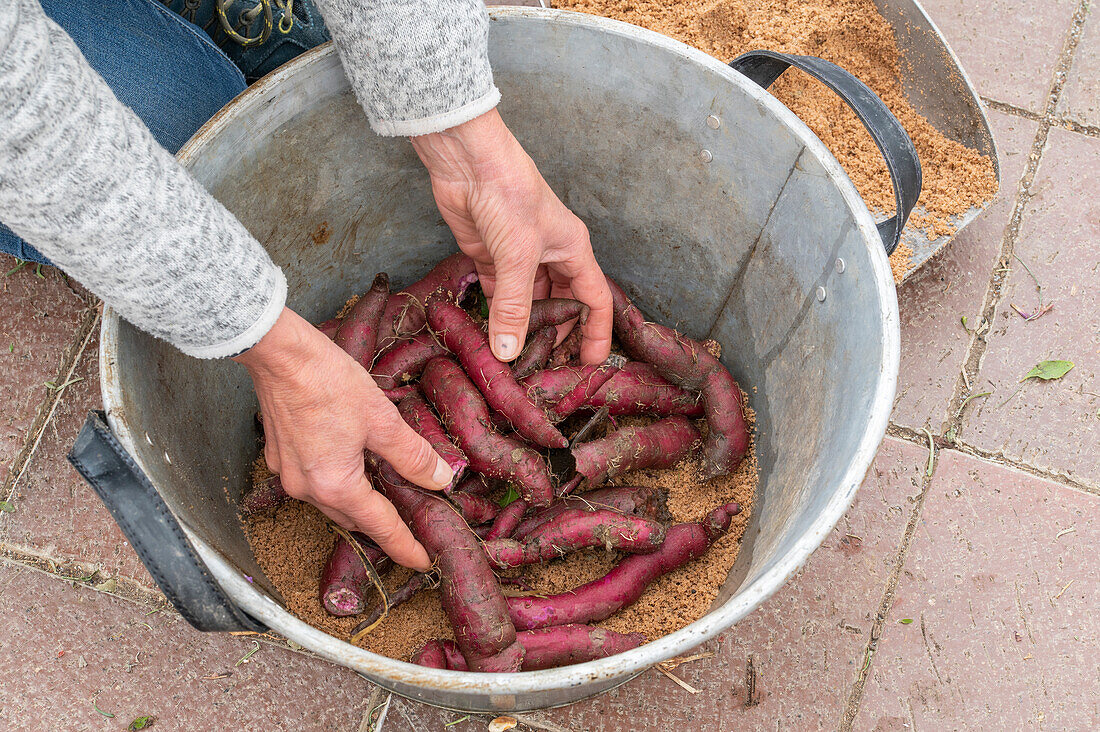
[
  {"xmin": 730, "ymin": 50, "xmax": 922, "ymax": 256},
  {"xmin": 68, "ymin": 411, "xmax": 264, "ymax": 632}
]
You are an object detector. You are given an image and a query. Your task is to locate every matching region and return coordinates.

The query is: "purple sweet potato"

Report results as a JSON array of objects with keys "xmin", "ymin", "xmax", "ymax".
[
  {"xmin": 512, "ymin": 485, "xmax": 661, "ymax": 542},
  {"xmin": 453, "ymin": 473, "xmax": 494, "ymax": 496},
  {"xmin": 589, "ymin": 362, "xmax": 704, "ymax": 417},
  {"xmin": 527, "ymin": 298, "xmax": 588, "ymax": 330},
  {"xmin": 522, "ymin": 362, "xmax": 703, "ymax": 418},
  {"xmin": 482, "ymin": 509, "xmax": 666, "ymax": 569},
  {"xmin": 320, "ymin": 533, "xmax": 391, "ymax": 617},
  {"xmin": 520, "ymin": 363, "xmax": 602, "ymax": 408},
  {"xmin": 511, "ymin": 325, "xmax": 557, "ymax": 380},
  {"xmin": 239, "ymin": 475, "xmax": 290, "ymax": 515},
  {"xmin": 449, "ymin": 490, "xmax": 500, "ymax": 525},
  {"xmin": 377, "ymin": 253, "xmax": 479, "ymax": 352},
  {"xmin": 397, "ymin": 394, "xmax": 467, "ymax": 490},
  {"xmin": 377, "ymin": 467, "xmax": 524, "ymax": 671},
  {"xmin": 548, "ymin": 355, "xmax": 625, "ymax": 422},
  {"xmin": 411, "ymin": 639, "xmax": 451, "ymax": 669},
  {"xmin": 608, "ymin": 279, "xmax": 749, "ymax": 478},
  {"xmin": 381, "ymin": 385, "xmax": 418, "ymax": 402},
  {"xmin": 484, "ymin": 498, "xmax": 528, "ymax": 540},
  {"xmin": 413, "ymin": 627, "xmax": 645, "ymax": 671},
  {"xmin": 516, "ymin": 625, "xmax": 646, "ymax": 670},
  {"xmin": 507, "ymin": 502, "xmax": 741, "ymax": 630},
  {"xmin": 548, "ymin": 326, "xmax": 582, "ymax": 368},
  {"xmin": 371, "ymin": 332, "xmax": 448, "ymax": 390},
  {"xmin": 334, "ymin": 273, "xmax": 389, "ymax": 368},
  {"xmin": 420, "ymin": 357, "xmax": 554, "ymax": 506},
  {"xmin": 425, "ymin": 296, "xmax": 567, "ymax": 449},
  {"xmin": 315, "ymin": 318, "xmax": 340, "ymax": 339},
  {"xmin": 571, "ymin": 416, "xmax": 702, "ymax": 485}
]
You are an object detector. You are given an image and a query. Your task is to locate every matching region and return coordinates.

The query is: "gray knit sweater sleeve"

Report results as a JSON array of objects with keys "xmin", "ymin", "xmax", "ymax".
[
  {"xmin": 313, "ymin": 0, "xmax": 500, "ymax": 136},
  {"xmin": 0, "ymin": 0, "xmax": 285, "ymax": 359},
  {"xmin": 1, "ymin": 0, "xmax": 496, "ymax": 358}
]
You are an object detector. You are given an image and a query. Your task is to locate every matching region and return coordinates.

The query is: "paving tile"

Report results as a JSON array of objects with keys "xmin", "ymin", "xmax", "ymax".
[
  {"xmin": 918, "ymin": 0, "xmax": 1078, "ymax": 114},
  {"xmin": 384, "ymin": 437, "xmax": 927, "ymax": 731},
  {"xmin": 854, "ymin": 449, "xmax": 1100, "ymax": 731},
  {"xmin": 963, "ymin": 127, "xmax": 1100, "ymax": 486},
  {"xmin": 0, "ymin": 326, "xmax": 155, "ymax": 586},
  {"xmin": 0, "ymin": 255, "xmax": 89, "ymax": 483},
  {"xmin": 0, "ymin": 560, "xmax": 375, "ymax": 731},
  {"xmin": 1059, "ymin": 7, "xmax": 1100, "ymax": 126},
  {"xmin": 891, "ymin": 110, "xmax": 1037, "ymax": 432}
]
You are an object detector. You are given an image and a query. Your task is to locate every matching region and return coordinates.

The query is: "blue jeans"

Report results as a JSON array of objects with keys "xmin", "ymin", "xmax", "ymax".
[{"xmin": 0, "ymin": 0, "xmax": 247, "ymax": 265}]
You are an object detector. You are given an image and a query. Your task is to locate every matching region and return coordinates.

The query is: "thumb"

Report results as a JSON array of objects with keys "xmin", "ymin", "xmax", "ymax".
[
  {"xmin": 487, "ymin": 258, "xmax": 537, "ymax": 362},
  {"xmin": 366, "ymin": 395, "xmax": 454, "ymax": 491}
]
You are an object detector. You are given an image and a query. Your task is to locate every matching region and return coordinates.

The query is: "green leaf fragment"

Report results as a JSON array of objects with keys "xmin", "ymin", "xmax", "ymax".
[
  {"xmin": 129, "ymin": 716, "xmax": 154, "ymax": 730},
  {"xmin": 445, "ymin": 715, "xmax": 470, "ymax": 727},
  {"xmin": 92, "ymin": 701, "xmax": 115, "ymax": 718},
  {"xmin": 899, "ymin": 618, "xmax": 914, "ymax": 625},
  {"xmin": 4, "ymin": 259, "xmax": 28, "ymax": 277},
  {"xmin": 1020, "ymin": 360, "xmax": 1074, "ymax": 382},
  {"xmin": 0, "ymin": 501, "xmax": 14, "ymax": 513},
  {"xmin": 236, "ymin": 641, "xmax": 260, "ymax": 666},
  {"xmin": 959, "ymin": 391, "xmax": 992, "ymax": 411},
  {"xmin": 497, "ymin": 485, "xmax": 521, "ymax": 508}
]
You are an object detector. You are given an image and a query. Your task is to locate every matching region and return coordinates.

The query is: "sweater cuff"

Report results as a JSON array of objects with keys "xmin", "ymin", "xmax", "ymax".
[
  {"xmin": 181, "ymin": 267, "xmax": 288, "ymax": 359},
  {"xmin": 370, "ymin": 86, "xmax": 501, "ymax": 138}
]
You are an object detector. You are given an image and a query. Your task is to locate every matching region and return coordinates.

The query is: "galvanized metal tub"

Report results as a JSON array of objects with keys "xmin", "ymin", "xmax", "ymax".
[{"xmin": 100, "ymin": 8, "xmax": 900, "ymax": 712}]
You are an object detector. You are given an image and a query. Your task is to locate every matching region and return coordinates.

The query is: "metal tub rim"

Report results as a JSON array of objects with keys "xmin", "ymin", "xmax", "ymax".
[{"xmin": 100, "ymin": 7, "xmax": 900, "ymax": 703}]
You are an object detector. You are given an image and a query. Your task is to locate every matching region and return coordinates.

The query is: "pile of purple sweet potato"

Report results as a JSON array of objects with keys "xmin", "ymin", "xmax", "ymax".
[{"xmin": 241, "ymin": 253, "xmax": 751, "ymax": 672}]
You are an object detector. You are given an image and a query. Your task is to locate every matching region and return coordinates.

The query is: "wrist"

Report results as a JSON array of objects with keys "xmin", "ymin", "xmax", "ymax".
[
  {"xmin": 232, "ymin": 307, "xmax": 317, "ymax": 377},
  {"xmin": 410, "ymin": 109, "xmax": 519, "ymax": 183}
]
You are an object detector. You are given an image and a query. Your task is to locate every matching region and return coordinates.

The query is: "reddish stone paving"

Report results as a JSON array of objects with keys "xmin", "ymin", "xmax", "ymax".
[
  {"xmin": 1, "ymin": 329, "xmax": 155, "ymax": 586},
  {"xmin": 890, "ymin": 109, "xmax": 1037, "ymax": 432},
  {"xmin": 854, "ymin": 450, "xmax": 1100, "ymax": 731},
  {"xmin": 0, "ymin": 562, "xmax": 373, "ymax": 731},
  {"xmin": 1, "ymin": 3, "xmax": 1099, "ymax": 731},
  {"xmin": 1060, "ymin": 4, "xmax": 1100, "ymax": 126},
  {"xmin": 916, "ymin": 0, "xmax": 1081, "ymax": 114},
  {"xmin": 962, "ymin": 127, "xmax": 1100, "ymax": 487},
  {"xmin": 0, "ymin": 260, "xmax": 89, "ymax": 481}
]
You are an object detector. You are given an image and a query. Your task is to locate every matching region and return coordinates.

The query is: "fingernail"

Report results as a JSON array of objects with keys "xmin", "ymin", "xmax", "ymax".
[
  {"xmin": 432, "ymin": 457, "xmax": 454, "ymax": 489},
  {"xmin": 495, "ymin": 333, "xmax": 518, "ymax": 359}
]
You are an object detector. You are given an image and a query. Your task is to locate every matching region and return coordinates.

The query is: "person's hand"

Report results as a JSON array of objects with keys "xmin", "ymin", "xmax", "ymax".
[
  {"xmin": 233, "ymin": 307, "xmax": 453, "ymax": 571},
  {"xmin": 410, "ymin": 109, "xmax": 613, "ymax": 364}
]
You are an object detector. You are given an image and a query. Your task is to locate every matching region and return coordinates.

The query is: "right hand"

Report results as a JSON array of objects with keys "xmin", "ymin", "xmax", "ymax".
[{"xmin": 233, "ymin": 307, "xmax": 452, "ymax": 571}]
